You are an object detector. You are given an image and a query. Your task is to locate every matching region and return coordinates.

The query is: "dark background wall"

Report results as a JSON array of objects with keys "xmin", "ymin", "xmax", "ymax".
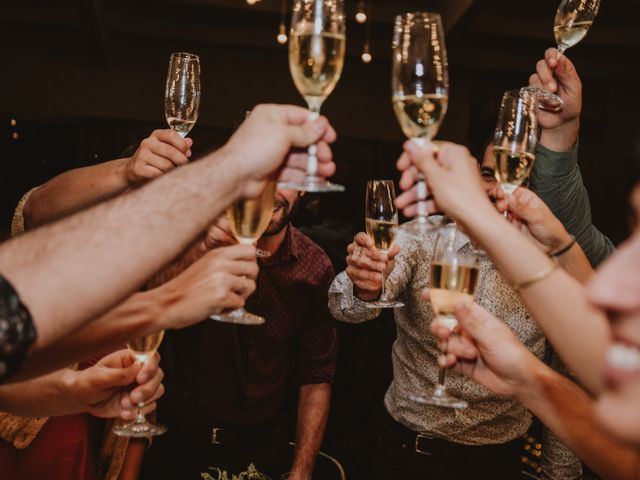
[{"xmin": 1, "ymin": 0, "xmax": 638, "ymax": 478}]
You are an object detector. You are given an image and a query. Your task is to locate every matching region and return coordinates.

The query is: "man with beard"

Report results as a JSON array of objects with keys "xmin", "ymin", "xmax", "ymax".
[{"xmin": 135, "ymin": 187, "xmax": 338, "ymax": 480}]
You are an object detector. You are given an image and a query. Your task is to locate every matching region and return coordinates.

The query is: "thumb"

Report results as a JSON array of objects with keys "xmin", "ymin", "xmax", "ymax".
[
  {"xmin": 507, "ymin": 194, "xmax": 532, "ymax": 221},
  {"xmin": 93, "ymin": 362, "xmax": 140, "ymax": 390},
  {"xmin": 454, "ymin": 302, "xmax": 495, "ymax": 348},
  {"xmin": 286, "ymin": 117, "xmax": 329, "ymax": 149},
  {"xmin": 555, "ymin": 56, "xmax": 580, "ymax": 94}
]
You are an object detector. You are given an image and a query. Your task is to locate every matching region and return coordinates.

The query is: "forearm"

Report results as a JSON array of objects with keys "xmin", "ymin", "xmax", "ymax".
[
  {"xmin": 531, "ymin": 144, "xmax": 614, "ymax": 267},
  {"xmin": 291, "ymin": 383, "xmax": 331, "ymax": 478},
  {"xmin": 0, "ymin": 148, "xmax": 240, "ymax": 356},
  {"xmin": 461, "ymin": 203, "xmax": 608, "ymax": 393},
  {"xmin": 522, "ymin": 364, "xmax": 640, "ymax": 480},
  {"xmin": 24, "ymin": 158, "xmax": 131, "ymax": 229},
  {"xmin": 556, "ymin": 243, "xmax": 593, "ymax": 284},
  {"xmin": 16, "ymin": 290, "xmax": 163, "ymax": 380},
  {"xmin": 0, "ymin": 368, "xmax": 85, "ymax": 416}
]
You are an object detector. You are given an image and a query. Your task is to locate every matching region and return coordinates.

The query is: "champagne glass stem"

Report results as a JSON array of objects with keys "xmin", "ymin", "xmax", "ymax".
[
  {"xmin": 380, "ymin": 267, "xmax": 387, "ymax": 301},
  {"xmin": 134, "ymin": 402, "xmax": 146, "ymax": 425},
  {"xmin": 306, "ymin": 107, "xmax": 321, "ymax": 177}
]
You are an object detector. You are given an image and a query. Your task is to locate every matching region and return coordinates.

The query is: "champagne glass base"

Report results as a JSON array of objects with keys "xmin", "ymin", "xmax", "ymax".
[
  {"xmin": 520, "ymin": 86, "xmax": 563, "ymax": 112},
  {"xmin": 409, "ymin": 392, "xmax": 468, "ymax": 409},
  {"xmin": 278, "ymin": 176, "xmax": 345, "ymax": 193},
  {"xmin": 256, "ymin": 248, "xmax": 271, "ymax": 258},
  {"xmin": 113, "ymin": 421, "xmax": 167, "ymax": 438},
  {"xmin": 210, "ymin": 308, "xmax": 265, "ymax": 325},
  {"xmin": 365, "ymin": 299, "xmax": 405, "ymax": 309}
]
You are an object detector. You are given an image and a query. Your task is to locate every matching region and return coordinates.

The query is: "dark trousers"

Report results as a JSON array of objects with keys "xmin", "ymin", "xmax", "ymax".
[
  {"xmin": 371, "ymin": 411, "xmax": 524, "ymax": 480},
  {"xmin": 140, "ymin": 421, "xmax": 291, "ymax": 480}
]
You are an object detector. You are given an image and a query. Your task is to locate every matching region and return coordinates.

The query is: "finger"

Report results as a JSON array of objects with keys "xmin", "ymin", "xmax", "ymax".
[
  {"xmin": 528, "ymin": 74, "xmax": 545, "ymax": 90},
  {"xmin": 447, "ymin": 335, "xmax": 480, "ymax": 360},
  {"xmin": 395, "ymin": 185, "xmax": 421, "ymax": 210},
  {"xmin": 94, "ymin": 362, "xmax": 140, "ymax": 390},
  {"xmin": 400, "ymin": 200, "xmax": 437, "ymax": 219},
  {"xmin": 421, "ymin": 287, "xmax": 431, "ymax": 302},
  {"xmin": 347, "ymin": 247, "xmax": 387, "ymax": 271},
  {"xmin": 346, "ymin": 265, "xmax": 383, "ymax": 284},
  {"xmin": 99, "ymin": 348, "xmax": 136, "ymax": 368},
  {"xmin": 454, "ymin": 301, "xmax": 500, "ymax": 349},
  {"xmin": 226, "ymin": 274, "xmax": 256, "ymax": 297},
  {"xmin": 387, "ymin": 243, "xmax": 401, "ymax": 260},
  {"xmin": 544, "ymin": 47, "xmax": 560, "ymax": 67},
  {"xmin": 152, "ymin": 129, "xmax": 190, "ymax": 152},
  {"xmin": 136, "ymin": 352, "xmax": 160, "ymax": 384},
  {"xmin": 144, "ymin": 153, "xmax": 177, "ymax": 173},
  {"xmin": 555, "ymin": 55, "xmax": 580, "ymax": 95},
  {"xmin": 129, "ymin": 368, "xmax": 164, "ymax": 405},
  {"xmin": 216, "ymin": 244, "xmax": 257, "ymax": 261},
  {"xmin": 354, "ymin": 232, "xmax": 375, "ymax": 248},
  {"xmin": 536, "ymin": 59, "xmax": 557, "ymax": 93},
  {"xmin": 286, "ymin": 116, "xmax": 333, "ymax": 150},
  {"xmin": 150, "ymin": 141, "xmax": 190, "ymax": 167}
]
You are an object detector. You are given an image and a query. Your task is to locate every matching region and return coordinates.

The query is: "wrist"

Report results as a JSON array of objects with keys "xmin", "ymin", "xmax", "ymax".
[
  {"xmin": 354, "ymin": 285, "xmax": 381, "ymax": 302},
  {"xmin": 514, "ymin": 356, "xmax": 555, "ymax": 406},
  {"xmin": 548, "ymin": 228, "xmax": 573, "ymax": 252},
  {"xmin": 540, "ymin": 118, "xmax": 579, "ymax": 153},
  {"xmin": 60, "ymin": 369, "xmax": 86, "ymax": 412}
]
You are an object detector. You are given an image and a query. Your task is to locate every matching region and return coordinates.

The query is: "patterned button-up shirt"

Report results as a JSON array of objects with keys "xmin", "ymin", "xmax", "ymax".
[{"xmin": 328, "ymin": 222, "xmax": 581, "ymax": 478}]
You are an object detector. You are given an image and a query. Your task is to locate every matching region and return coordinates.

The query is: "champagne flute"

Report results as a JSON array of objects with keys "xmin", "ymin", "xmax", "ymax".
[
  {"xmin": 391, "ymin": 12, "xmax": 449, "ymax": 235},
  {"xmin": 210, "ymin": 180, "xmax": 277, "ymax": 325},
  {"xmin": 491, "ymin": 90, "xmax": 538, "ymax": 203},
  {"xmin": 113, "ymin": 330, "xmax": 167, "ymax": 437},
  {"xmin": 554, "ymin": 0, "xmax": 600, "ymax": 54},
  {"xmin": 280, "ymin": 0, "xmax": 346, "ymax": 193},
  {"xmin": 411, "ymin": 224, "xmax": 480, "ymax": 409},
  {"xmin": 364, "ymin": 180, "xmax": 404, "ymax": 309},
  {"xmin": 521, "ymin": 0, "xmax": 600, "ymax": 111},
  {"xmin": 164, "ymin": 52, "xmax": 201, "ymax": 138}
]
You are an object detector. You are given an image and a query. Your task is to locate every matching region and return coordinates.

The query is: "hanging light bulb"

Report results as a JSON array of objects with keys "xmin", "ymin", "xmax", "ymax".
[
  {"xmin": 355, "ymin": 0, "xmax": 367, "ymax": 23},
  {"xmin": 247, "ymin": 0, "xmax": 259, "ymax": 5},
  {"xmin": 361, "ymin": 44, "xmax": 372, "ymax": 63},
  {"xmin": 276, "ymin": 0, "xmax": 288, "ymax": 44},
  {"xmin": 277, "ymin": 23, "xmax": 288, "ymax": 44}
]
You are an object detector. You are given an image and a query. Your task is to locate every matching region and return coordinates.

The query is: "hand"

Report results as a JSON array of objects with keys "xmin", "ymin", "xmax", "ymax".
[
  {"xmin": 124, "ymin": 129, "xmax": 193, "ymax": 185},
  {"xmin": 157, "ymin": 244, "xmax": 259, "ymax": 329},
  {"xmin": 346, "ymin": 232, "xmax": 400, "ymax": 302},
  {"xmin": 529, "ymin": 48, "xmax": 582, "ymax": 151},
  {"xmin": 505, "ymin": 188, "xmax": 572, "ymax": 253},
  {"xmin": 203, "ymin": 215, "xmax": 237, "ymax": 250},
  {"xmin": 69, "ymin": 349, "xmax": 164, "ymax": 420},
  {"xmin": 396, "ymin": 140, "xmax": 494, "ymax": 226},
  {"xmin": 424, "ymin": 290, "xmax": 541, "ymax": 401},
  {"xmin": 219, "ymin": 104, "xmax": 337, "ymax": 199}
]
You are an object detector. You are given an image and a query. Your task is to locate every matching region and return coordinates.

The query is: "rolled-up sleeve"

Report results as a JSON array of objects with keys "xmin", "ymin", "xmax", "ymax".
[
  {"xmin": 297, "ymin": 265, "xmax": 338, "ymax": 385},
  {"xmin": 0, "ymin": 275, "xmax": 37, "ymax": 383}
]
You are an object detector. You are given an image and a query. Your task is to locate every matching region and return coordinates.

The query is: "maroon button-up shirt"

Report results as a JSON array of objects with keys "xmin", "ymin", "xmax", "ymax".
[{"xmin": 158, "ymin": 227, "xmax": 337, "ymax": 426}]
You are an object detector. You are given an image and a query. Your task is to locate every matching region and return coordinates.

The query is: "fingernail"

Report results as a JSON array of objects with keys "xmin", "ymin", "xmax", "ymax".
[
  {"xmin": 138, "ymin": 373, "xmax": 148, "ymax": 383},
  {"xmin": 131, "ymin": 392, "xmax": 142, "ymax": 403},
  {"xmin": 548, "ymin": 82, "xmax": 556, "ymax": 91}
]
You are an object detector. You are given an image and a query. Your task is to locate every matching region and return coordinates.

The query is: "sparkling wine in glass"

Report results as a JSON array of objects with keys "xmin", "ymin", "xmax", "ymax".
[
  {"xmin": 411, "ymin": 224, "xmax": 480, "ymax": 409},
  {"xmin": 492, "ymin": 90, "xmax": 538, "ymax": 199},
  {"xmin": 554, "ymin": 0, "xmax": 600, "ymax": 54},
  {"xmin": 113, "ymin": 330, "xmax": 167, "ymax": 437},
  {"xmin": 280, "ymin": 0, "xmax": 346, "ymax": 193},
  {"xmin": 391, "ymin": 12, "xmax": 449, "ymax": 235},
  {"xmin": 164, "ymin": 52, "xmax": 201, "ymax": 138},
  {"xmin": 364, "ymin": 180, "xmax": 404, "ymax": 309},
  {"xmin": 210, "ymin": 181, "xmax": 277, "ymax": 325}
]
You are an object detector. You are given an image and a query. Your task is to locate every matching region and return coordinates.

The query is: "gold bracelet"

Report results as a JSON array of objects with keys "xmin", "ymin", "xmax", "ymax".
[{"xmin": 512, "ymin": 258, "xmax": 559, "ymax": 292}]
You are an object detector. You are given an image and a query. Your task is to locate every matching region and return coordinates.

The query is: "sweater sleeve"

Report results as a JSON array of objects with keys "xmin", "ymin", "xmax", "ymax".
[{"xmin": 531, "ymin": 143, "xmax": 614, "ymax": 266}]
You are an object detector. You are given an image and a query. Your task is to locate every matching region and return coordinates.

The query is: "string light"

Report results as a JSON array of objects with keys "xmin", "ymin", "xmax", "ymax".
[
  {"xmin": 361, "ymin": 1, "xmax": 373, "ymax": 63},
  {"xmin": 276, "ymin": 0, "xmax": 288, "ymax": 45},
  {"xmin": 355, "ymin": 0, "xmax": 367, "ymax": 23},
  {"xmin": 10, "ymin": 119, "xmax": 16, "ymax": 127},
  {"xmin": 246, "ymin": 0, "xmax": 260, "ymax": 5}
]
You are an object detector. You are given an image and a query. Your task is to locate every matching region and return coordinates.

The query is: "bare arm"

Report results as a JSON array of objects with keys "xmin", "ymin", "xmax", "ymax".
[
  {"xmin": 0, "ymin": 105, "xmax": 336, "ymax": 379},
  {"xmin": 290, "ymin": 383, "xmax": 332, "ymax": 480},
  {"xmin": 397, "ymin": 142, "xmax": 609, "ymax": 393},
  {"xmin": 434, "ymin": 302, "xmax": 640, "ymax": 480},
  {"xmin": 0, "ymin": 350, "xmax": 163, "ymax": 419},
  {"xmin": 19, "ymin": 245, "xmax": 258, "ymax": 380},
  {"xmin": 24, "ymin": 130, "xmax": 193, "ymax": 229}
]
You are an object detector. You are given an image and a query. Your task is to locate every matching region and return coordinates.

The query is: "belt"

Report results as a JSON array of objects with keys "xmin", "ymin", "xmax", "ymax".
[
  {"xmin": 163, "ymin": 419, "xmax": 280, "ymax": 447},
  {"xmin": 382, "ymin": 410, "xmax": 522, "ymax": 458}
]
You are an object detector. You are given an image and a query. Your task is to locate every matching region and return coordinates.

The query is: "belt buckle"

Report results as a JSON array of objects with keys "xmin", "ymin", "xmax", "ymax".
[
  {"xmin": 211, "ymin": 427, "xmax": 224, "ymax": 445},
  {"xmin": 415, "ymin": 433, "xmax": 433, "ymax": 456}
]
